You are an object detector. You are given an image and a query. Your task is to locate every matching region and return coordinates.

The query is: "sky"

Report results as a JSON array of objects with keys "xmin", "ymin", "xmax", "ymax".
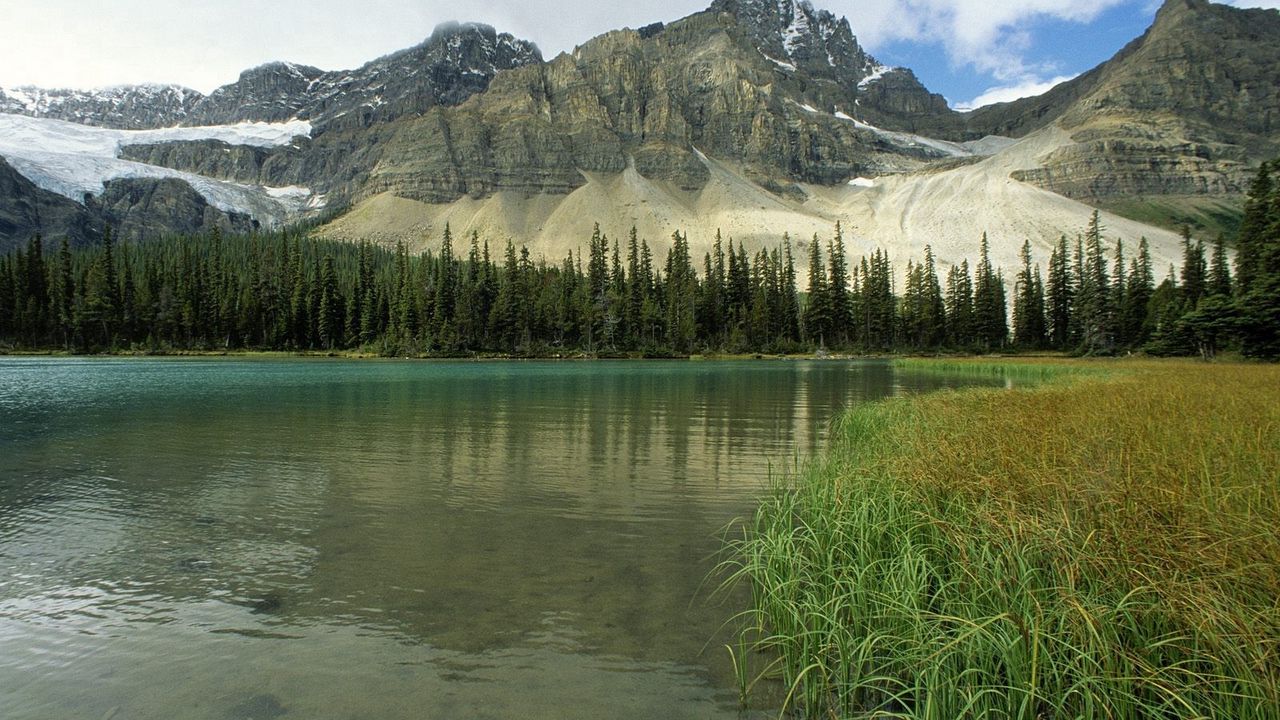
[{"xmin": 0, "ymin": 0, "xmax": 1276, "ymax": 110}]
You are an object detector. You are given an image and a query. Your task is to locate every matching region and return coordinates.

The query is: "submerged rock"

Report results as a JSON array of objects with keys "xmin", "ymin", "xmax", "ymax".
[{"xmin": 226, "ymin": 693, "xmax": 287, "ymax": 720}]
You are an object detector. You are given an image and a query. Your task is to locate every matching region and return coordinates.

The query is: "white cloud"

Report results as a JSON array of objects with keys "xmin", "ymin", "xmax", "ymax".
[
  {"xmin": 836, "ymin": 0, "xmax": 1130, "ymax": 81},
  {"xmin": 0, "ymin": 0, "xmax": 707, "ymax": 94},
  {"xmin": 0, "ymin": 0, "xmax": 1272, "ymax": 97},
  {"xmin": 954, "ymin": 74, "xmax": 1078, "ymax": 110},
  {"xmin": 1223, "ymin": 0, "xmax": 1280, "ymax": 8}
]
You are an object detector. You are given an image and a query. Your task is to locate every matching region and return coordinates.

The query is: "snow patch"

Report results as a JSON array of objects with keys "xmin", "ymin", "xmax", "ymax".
[
  {"xmin": 831, "ymin": 111, "xmax": 972, "ymax": 158},
  {"xmin": 0, "ymin": 114, "xmax": 318, "ymax": 224},
  {"xmin": 0, "ymin": 114, "xmax": 310, "ymax": 159},
  {"xmin": 781, "ymin": 0, "xmax": 811, "ymax": 55},
  {"xmin": 264, "ymin": 185, "xmax": 312, "ymax": 200},
  {"xmin": 858, "ymin": 65, "xmax": 892, "ymax": 88},
  {"xmin": 762, "ymin": 53, "xmax": 796, "ymax": 72},
  {"xmin": 848, "ymin": 177, "xmax": 875, "ymax": 188}
]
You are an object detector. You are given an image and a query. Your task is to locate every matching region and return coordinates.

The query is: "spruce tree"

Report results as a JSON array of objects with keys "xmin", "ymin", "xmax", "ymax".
[
  {"xmin": 827, "ymin": 223, "xmax": 851, "ymax": 344},
  {"xmin": 1235, "ymin": 162, "xmax": 1273, "ymax": 296},
  {"xmin": 1179, "ymin": 226, "xmax": 1207, "ymax": 307},
  {"xmin": 779, "ymin": 234, "xmax": 800, "ymax": 343},
  {"xmin": 1121, "ymin": 237, "xmax": 1155, "ymax": 348},
  {"xmin": 1208, "ymin": 234, "xmax": 1232, "ymax": 297},
  {"xmin": 83, "ymin": 227, "xmax": 120, "ymax": 348},
  {"xmin": 973, "ymin": 233, "xmax": 1007, "ymax": 350},
  {"xmin": 1013, "ymin": 240, "xmax": 1045, "ymax": 349},
  {"xmin": 1237, "ymin": 159, "xmax": 1280, "ymax": 358},
  {"xmin": 55, "ymin": 237, "xmax": 76, "ymax": 349},
  {"xmin": 317, "ymin": 256, "xmax": 343, "ymax": 350},
  {"xmin": 803, "ymin": 235, "xmax": 830, "ymax": 346},
  {"xmin": 433, "ymin": 224, "xmax": 458, "ymax": 346},
  {"xmin": 1076, "ymin": 212, "xmax": 1112, "ymax": 353},
  {"xmin": 946, "ymin": 260, "xmax": 974, "ymax": 348},
  {"xmin": 0, "ymin": 255, "xmax": 14, "ymax": 343},
  {"xmin": 664, "ymin": 231, "xmax": 697, "ymax": 352}
]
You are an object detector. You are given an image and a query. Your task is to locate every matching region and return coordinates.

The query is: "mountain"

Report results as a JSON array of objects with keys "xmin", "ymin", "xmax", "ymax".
[
  {"xmin": 0, "ymin": 0, "xmax": 1275, "ymax": 273},
  {"xmin": 966, "ymin": 0, "xmax": 1280, "ymax": 233},
  {"xmin": 0, "ymin": 84, "xmax": 200, "ymax": 129},
  {"xmin": 0, "ymin": 22, "xmax": 540, "ymax": 246},
  {"xmin": 188, "ymin": 22, "xmax": 542, "ymax": 130},
  {"xmin": 0, "ymin": 23, "xmax": 540, "ymax": 133}
]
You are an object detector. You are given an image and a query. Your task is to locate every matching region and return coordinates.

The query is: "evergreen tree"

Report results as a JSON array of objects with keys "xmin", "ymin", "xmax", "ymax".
[
  {"xmin": 779, "ymin": 235, "xmax": 800, "ymax": 343},
  {"xmin": 1208, "ymin": 234, "xmax": 1232, "ymax": 298},
  {"xmin": 1235, "ymin": 162, "xmax": 1273, "ymax": 296},
  {"xmin": 1076, "ymin": 212, "xmax": 1112, "ymax": 353},
  {"xmin": 625, "ymin": 228, "xmax": 643, "ymax": 345},
  {"xmin": 317, "ymin": 256, "xmax": 343, "ymax": 350},
  {"xmin": 20, "ymin": 234, "xmax": 50, "ymax": 343},
  {"xmin": 1110, "ymin": 239, "xmax": 1127, "ymax": 346},
  {"xmin": 664, "ymin": 231, "xmax": 697, "ymax": 352},
  {"xmin": 863, "ymin": 249, "xmax": 896, "ymax": 350},
  {"xmin": 433, "ymin": 224, "xmax": 458, "ymax": 347},
  {"xmin": 1179, "ymin": 226, "xmax": 1207, "ymax": 307},
  {"xmin": 83, "ymin": 227, "xmax": 120, "ymax": 347},
  {"xmin": 946, "ymin": 260, "xmax": 974, "ymax": 348},
  {"xmin": 586, "ymin": 223, "xmax": 609, "ymax": 350},
  {"xmin": 803, "ymin": 235, "xmax": 830, "ymax": 346},
  {"xmin": 1172, "ymin": 224, "xmax": 1203, "ymax": 304},
  {"xmin": 1237, "ymin": 159, "xmax": 1280, "ymax": 358},
  {"xmin": 490, "ymin": 240, "xmax": 523, "ymax": 350},
  {"xmin": 919, "ymin": 246, "xmax": 946, "ymax": 348},
  {"xmin": 1013, "ymin": 240, "xmax": 1046, "ymax": 349},
  {"xmin": 1121, "ymin": 237, "xmax": 1155, "ymax": 348},
  {"xmin": 973, "ymin": 233, "xmax": 1007, "ymax": 349},
  {"xmin": 55, "ymin": 237, "xmax": 76, "ymax": 348},
  {"xmin": 827, "ymin": 223, "xmax": 851, "ymax": 343},
  {"xmin": 0, "ymin": 255, "xmax": 12, "ymax": 342}
]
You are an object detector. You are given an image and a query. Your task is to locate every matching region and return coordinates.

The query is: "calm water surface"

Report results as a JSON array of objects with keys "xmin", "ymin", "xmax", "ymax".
[{"xmin": 0, "ymin": 359, "xmax": 1004, "ymax": 719}]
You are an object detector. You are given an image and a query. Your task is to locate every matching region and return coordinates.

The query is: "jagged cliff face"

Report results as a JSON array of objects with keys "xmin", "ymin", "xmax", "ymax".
[
  {"xmin": 3, "ymin": 0, "xmax": 965, "ymax": 215},
  {"xmin": 0, "ymin": 156, "xmax": 257, "ymax": 247},
  {"xmin": 970, "ymin": 0, "xmax": 1280, "ymax": 203},
  {"xmin": 362, "ymin": 1, "xmax": 967, "ymax": 206},
  {"xmin": 192, "ymin": 23, "xmax": 542, "ymax": 130},
  {"xmin": 0, "ymin": 85, "xmax": 200, "ymax": 130},
  {"xmin": 712, "ymin": 0, "xmax": 956, "ymax": 133}
]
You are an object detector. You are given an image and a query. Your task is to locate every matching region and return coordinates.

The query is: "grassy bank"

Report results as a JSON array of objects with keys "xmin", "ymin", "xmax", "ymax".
[{"xmin": 727, "ymin": 359, "xmax": 1280, "ymax": 718}]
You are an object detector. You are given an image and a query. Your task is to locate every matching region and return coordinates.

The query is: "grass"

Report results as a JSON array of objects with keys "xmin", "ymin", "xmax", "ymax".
[
  {"xmin": 725, "ymin": 359, "xmax": 1280, "ymax": 718},
  {"xmin": 1096, "ymin": 195, "xmax": 1244, "ymax": 240}
]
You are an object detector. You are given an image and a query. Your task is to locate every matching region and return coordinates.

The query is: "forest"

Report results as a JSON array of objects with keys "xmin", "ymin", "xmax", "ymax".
[{"xmin": 2, "ymin": 161, "xmax": 1278, "ymax": 359}]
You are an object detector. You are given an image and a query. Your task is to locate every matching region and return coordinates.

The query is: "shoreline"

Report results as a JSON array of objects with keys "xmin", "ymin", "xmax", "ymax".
[
  {"xmin": 0, "ymin": 347, "xmax": 1077, "ymax": 362},
  {"xmin": 728, "ymin": 357, "xmax": 1280, "ymax": 717}
]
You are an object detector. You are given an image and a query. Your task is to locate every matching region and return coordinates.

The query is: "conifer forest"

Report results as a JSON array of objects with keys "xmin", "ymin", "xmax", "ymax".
[{"xmin": 2, "ymin": 161, "xmax": 1278, "ymax": 360}]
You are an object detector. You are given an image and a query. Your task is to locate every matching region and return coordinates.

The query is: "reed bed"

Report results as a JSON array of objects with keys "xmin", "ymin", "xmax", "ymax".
[{"xmin": 726, "ymin": 360, "xmax": 1280, "ymax": 718}]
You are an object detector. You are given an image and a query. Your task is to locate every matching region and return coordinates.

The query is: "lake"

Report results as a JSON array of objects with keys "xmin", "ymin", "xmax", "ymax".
[{"xmin": 0, "ymin": 358, "xmax": 1005, "ymax": 719}]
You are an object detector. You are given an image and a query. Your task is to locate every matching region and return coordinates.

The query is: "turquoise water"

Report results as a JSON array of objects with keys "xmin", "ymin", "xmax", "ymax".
[{"xmin": 0, "ymin": 358, "xmax": 1003, "ymax": 719}]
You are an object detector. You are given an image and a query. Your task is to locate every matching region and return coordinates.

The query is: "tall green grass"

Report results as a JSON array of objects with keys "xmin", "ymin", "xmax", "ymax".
[{"xmin": 726, "ymin": 360, "xmax": 1280, "ymax": 718}]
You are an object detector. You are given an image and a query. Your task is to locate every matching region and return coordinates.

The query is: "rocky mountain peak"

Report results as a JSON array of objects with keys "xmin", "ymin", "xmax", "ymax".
[
  {"xmin": 0, "ymin": 83, "xmax": 201, "ymax": 129},
  {"xmin": 1152, "ymin": 0, "xmax": 1210, "ymax": 23},
  {"xmin": 188, "ymin": 22, "xmax": 542, "ymax": 130},
  {"xmin": 711, "ymin": 0, "xmax": 878, "ymax": 82}
]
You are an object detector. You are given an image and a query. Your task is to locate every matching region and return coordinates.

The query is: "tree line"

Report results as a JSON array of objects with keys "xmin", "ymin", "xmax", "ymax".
[{"xmin": 1, "ymin": 161, "xmax": 1277, "ymax": 358}]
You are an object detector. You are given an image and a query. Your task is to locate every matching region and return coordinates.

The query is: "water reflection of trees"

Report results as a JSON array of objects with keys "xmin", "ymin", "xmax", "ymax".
[{"xmin": 4, "ymin": 361, "xmax": 1001, "ymax": 667}]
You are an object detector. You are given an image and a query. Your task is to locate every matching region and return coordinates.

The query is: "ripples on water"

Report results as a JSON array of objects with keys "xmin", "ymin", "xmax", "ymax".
[{"xmin": 0, "ymin": 358, "xmax": 1003, "ymax": 719}]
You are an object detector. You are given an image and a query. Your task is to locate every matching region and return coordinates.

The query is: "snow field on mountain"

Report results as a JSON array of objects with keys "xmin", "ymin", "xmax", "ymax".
[{"xmin": 0, "ymin": 113, "xmax": 316, "ymax": 221}]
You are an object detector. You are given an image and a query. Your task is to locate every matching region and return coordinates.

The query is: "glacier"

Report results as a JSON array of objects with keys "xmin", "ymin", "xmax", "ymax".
[{"xmin": 0, "ymin": 113, "xmax": 318, "ymax": 224}]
